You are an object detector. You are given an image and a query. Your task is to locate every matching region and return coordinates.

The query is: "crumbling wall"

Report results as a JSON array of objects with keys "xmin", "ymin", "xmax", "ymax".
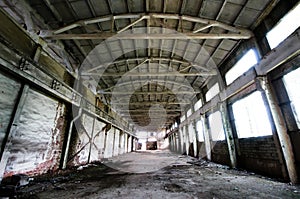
[
  {"xmin": 237, "ymin": 135, "xmax": 284, "ymax": 178},
  {"xmin": 0, "ymin": 72, "xmax": 21, "ymax": 149},
  {"xmin": 71, "ymin": 113, "xmax": 93, "ymax": 166},
  {"xmin": 89, "ymin": 119, "xmax": 106, "ymax": 162},
  {"xmin": 3, "ymin": 89, "xmax": 67, "ymax": 177},
  {"xmin": 211, "ymin": 141, "xmax": 231, "ymax": 166}
]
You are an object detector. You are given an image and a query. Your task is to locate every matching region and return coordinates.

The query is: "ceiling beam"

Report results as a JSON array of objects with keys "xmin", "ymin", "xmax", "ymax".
[
  {"xmin": 42, "ymin": 13, "xmax": 253, "ymax": 39},
  {"xmin": 44, "ymin": 32, "xmax": 251, "ymax": 40},
  {"xmin": 83, "ymin": 70, "xmax": 217, "ymax": 77},
  {"xmin": 85, "ymin": 57, "xmax": 210, "ymax": 73},
  {"xmin": 112, "ymin": 101, "xmax": 190, "ymax": 105},
  {"xmin": 103, "ymin": 91, "xmax": 200, "ymax": 95}
]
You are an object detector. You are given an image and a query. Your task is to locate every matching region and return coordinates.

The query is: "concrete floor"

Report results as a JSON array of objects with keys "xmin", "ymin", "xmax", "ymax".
[{"xmin": 17, "ymin": 150, "xmax": 300, "ymax": 198}]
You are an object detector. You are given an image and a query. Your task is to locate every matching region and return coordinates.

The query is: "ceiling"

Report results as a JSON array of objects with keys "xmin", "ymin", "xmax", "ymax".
[{"xmin": 1, "ymin": 0, "xmax": 276, "ymax": 132}]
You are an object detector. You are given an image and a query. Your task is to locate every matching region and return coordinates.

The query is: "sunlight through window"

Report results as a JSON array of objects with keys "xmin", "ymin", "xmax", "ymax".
[
  {"xmin": 232, "ymin": 91, "xmax": 273, "ymax": 138},
  {"xmin": 205, "ymin": 83, "xmax": 220, "ymax": 102},
  {"xmin": 266, "ymin": 2, "xmax": 300, "ymax": 49},
  {"xmin": 283, "ymin": 67, "xmax": 300, "ymax": 128},
  {"xmin": 225, "ymin": 49, "xmax": 258, "ymax": 85},
  {"xmin": 208, "ymin": 111, "xmax": 225, "ymax": 141}
]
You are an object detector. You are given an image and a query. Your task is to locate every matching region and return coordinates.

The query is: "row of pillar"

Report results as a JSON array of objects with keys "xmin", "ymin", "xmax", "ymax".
[{"xmin": 168, "ymin": 77, "xmax": 298, "ymax": 183}]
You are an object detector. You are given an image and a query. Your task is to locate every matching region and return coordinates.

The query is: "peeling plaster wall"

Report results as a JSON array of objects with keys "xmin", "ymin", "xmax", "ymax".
[
  {"xmin": 3, "ymin": 89, "xmax": 66, "ymax": 177},
  {"xmin": 72, "ymin": 113, "xmax": 93, "ymax": 166},
  {"xmin": 0, "ymin": 72, "xmax": 21, "ymax": 149},
  {"xmin": 90, "ymin": 119, "xmax": 106, "ymax": 162}
]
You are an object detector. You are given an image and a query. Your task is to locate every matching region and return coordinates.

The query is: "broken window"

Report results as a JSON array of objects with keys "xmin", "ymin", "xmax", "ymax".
[
  {"xmin": 205, "ymin": 83, "xmax": 220, "ymax": 102},
  {"xmin": 283, "ymin": 66, "xmax": 300, "ymax": 128},
  {"xmin": 225, "ymin": 49, "xmax": 258, "ymax": 85},
  {"xmin": 232, "ymin": 91, "xmax": 273, "ymax": 138},
  {"xmin": 208, "ymin": 111, "xmax": 225, "ymax": 141},
  {"xmin": 266, "ymin": 2, "xmax": 300, "ymax": 49}
]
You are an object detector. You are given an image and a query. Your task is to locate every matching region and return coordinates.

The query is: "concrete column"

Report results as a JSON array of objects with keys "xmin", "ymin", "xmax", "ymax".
[
  {"xmin": 113, "ymin": 129, "xmax": 120, "ymax": 156},
  {"xmin": 124, "ymin": 134, "xmax": 128, "ymax": 153},
  {"xmin": 201, "ymin": 114, "xmax": 211, "ymax": 161},
  {"xmin": 192, "ymin": 121, "xmax": 198, "ymax": 157},
  {"xmin": 128, "ymin": 135, "xmax": 132, "ymax": 152},
  {"xmin": 184, "ymin": 125, "xmax": 189, "ymax": 155},
  {"xmin": 179, "ymin": 127, "xmax": 184, "ymax": 154},
  {"xmin": 220, "ymin": 102, "xmax": 237, "ymax": 168},
  {"xmin": 260, "ymin": 77, "xmax": 298, "ymax": 183}
]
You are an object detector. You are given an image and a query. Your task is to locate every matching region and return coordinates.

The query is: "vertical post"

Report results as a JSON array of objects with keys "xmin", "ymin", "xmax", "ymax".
[
  {"xmin": 184, "ymin": 125, "xmax": 189, "ymax": 156},
  {"xmin": 260, "ymin": 77, "xmax": 298, "ymax": 183},
  {"xmin": 62, "ymin": 107, "xmax": 82, "ymax": 169},
  {"xmin": 220, "ymin": 102, "xmax": 237, "ymax": 168},
  {"xmin": 87, "ymin": 117, "xmax": 96, "ymax": 163},
  {"xmin": 0, "ymin": 85, "xmax": 29, "ymax": 179},
  {"xmin": 192, "ymin": 120, "xmax": 198, "ymax": 157},
  {"xmin": 201, "ymin": 114, "xmax": 211, "ymax": 161}
]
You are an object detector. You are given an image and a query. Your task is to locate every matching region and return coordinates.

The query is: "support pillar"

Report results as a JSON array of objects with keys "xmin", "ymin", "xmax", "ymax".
[
  {"xmin": 201, "ymin": 114, "xmax": 211, "ymax": 161},
  {"xmin": 260, "ymin": 77, "xmax": 298, "ymax": 183},
  {"xmin": 220, "ymin": 102, "xmax": 237, "ymax": 168}
]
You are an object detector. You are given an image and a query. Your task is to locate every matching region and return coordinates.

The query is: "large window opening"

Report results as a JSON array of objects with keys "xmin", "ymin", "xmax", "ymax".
[
  {"xmin": 266, "ymin": 2, "xmax": 300, "ymax": 49},
  {"xmin": 196, "ymin": 120, "xmax": 204, "ymax": 142},
  {"xmin": 208, "ymin": 111, "xmax": 225, "ymax": 141},
  {"xmin": 283, "ymin": 66, "xmax": 300, "ymax": 128},
  {"xmin": 205, "ymin": 83, "xmax": 220, "ymax": 102},
  {"xmin": 225, "ymin": 49, "xmax": 258, "ymax": 85},
  {"xmin": 232, "ymin": 91, "xmax": 273, "ymax": 138},
  {"xmin": 194, "ymin": 99, "xmax": 202, "ymax": 111}
]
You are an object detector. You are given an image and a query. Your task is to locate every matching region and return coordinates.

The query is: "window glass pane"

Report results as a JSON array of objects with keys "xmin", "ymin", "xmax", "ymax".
[
  {"xmin": 180, "ymin": 115, "xmax": 186, "ymax": 122},
  {"xmin": 208, "ymin": 111, "xmax": 225, "ymax": 141},
  {"xmin": 194, "ymin": 99, "xmax": 202, "ymax": 110},
  {"xmin": 187, "ymin": 108, "xmax": 192, "ymax": 118},
  {"xmin": 232, "ymin": 91, "xmax": 273, "ymax": 138},
  {"xmin": 283, "ymin": 67, "xmax": 300, "ymax": 128},
  {"xmin": 266, "ymin": 3, "xmax": 300, "ymax": 49},
  {"xmin": 206, "ymin": 83, "xmax": 220, "ymax": 102},
  {"xmin": 225, "ymin": 49, "xmax": 258, "ymax": 85},
  {"xmin": 196, "ymin": 120, "xmax": 204, "ymax": 142}
]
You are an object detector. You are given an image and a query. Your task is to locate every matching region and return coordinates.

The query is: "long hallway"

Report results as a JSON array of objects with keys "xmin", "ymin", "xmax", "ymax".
[{"xmin": 17, "ymin": 150, "xmax": 300, "ymax": 199}]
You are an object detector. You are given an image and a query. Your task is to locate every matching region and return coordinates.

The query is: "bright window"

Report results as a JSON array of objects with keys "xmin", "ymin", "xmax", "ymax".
[
  {"xmin": 196, "ymin": 120, "xmax": 204, "ymax": 142},
  {"xmin": 283, "ymin": 67, "xmax": 300, "ymax": 128},
  {"xmin": 208, "ymin": 111, "xmax": 225, "ymax": 141},
  {"xmin": 266, "ymin": 2, "xmax": 300, "ymax": 49},
  {"xmin": 225, "ymin": 49, "xmax": 258, "ymax": 85},
  {"xmin": 205, "ymin": 83, "xmax": 220, "ymax": 102},
  {"xmin": 194, "ymin": 99, "xmax": 202, "ymax": 110},
  {"xmin": 232, "ymin": 91, "xmax": 273, "ymax": 138},
  {"xmin": 180, "ymin": 115, "xmax": 186, "ymax": 122},
  {"xmin": 187, "ymin": 108, "xmax": 192, "ymax": 118}
]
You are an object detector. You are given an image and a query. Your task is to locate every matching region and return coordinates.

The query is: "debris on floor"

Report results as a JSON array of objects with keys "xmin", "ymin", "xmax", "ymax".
[{"xmin": 2, "ymin": 150, "xmax": 300, "ymax": 199}]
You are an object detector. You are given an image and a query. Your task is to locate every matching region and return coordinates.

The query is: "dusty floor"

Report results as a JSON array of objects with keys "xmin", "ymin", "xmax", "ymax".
[{"xmin": 13, "ymin": 150, "xmax": 300, "ymax": 198}]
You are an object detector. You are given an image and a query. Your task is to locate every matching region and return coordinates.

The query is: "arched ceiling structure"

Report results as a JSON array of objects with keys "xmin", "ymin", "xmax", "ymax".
[{"xmin": 1, "ymin": 0, "xmax": 277, "ymax": 132}]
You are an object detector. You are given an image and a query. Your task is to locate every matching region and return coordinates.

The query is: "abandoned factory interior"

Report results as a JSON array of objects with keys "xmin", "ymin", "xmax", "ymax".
[{"xmin": 0, "ymin": 0, "xmax": 300, "ymax": 198}]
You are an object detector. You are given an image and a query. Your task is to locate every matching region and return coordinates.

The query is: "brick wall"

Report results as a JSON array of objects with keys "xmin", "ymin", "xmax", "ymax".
[
  {"xmin": 211, "ymin": 141, "xmax": 231, "ymax": 166},
  {"xmin": 237, "ymin": 135, "xmax": 284, "ymax": 179}
]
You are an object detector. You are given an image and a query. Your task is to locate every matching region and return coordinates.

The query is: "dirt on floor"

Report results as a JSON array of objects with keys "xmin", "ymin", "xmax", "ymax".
[{"xmin": 3, "ymin": 150, "xmax": 300, "ymax": 199}]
